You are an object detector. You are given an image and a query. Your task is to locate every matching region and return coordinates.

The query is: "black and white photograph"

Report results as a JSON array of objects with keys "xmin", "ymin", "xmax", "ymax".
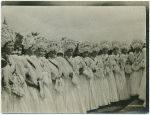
[{"xmin": 1, "ymin": 1, "xmax": 148, "ymax": 114}]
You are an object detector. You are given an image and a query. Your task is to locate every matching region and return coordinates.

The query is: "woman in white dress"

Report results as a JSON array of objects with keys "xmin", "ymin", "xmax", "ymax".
[
  {"xmin": 44, "ymin": 39, "xmax": 67, "ymax": 113},
  {"xmin": 129, "ymin": 39, "xmax": 145, "ymax": 96},
  {"xmin": 32, "ymin": 36, "xmax": 58, "ymax": 113},
  {"xmin": 21, "ymin": 33, "xmax": 48, "ymax": 113},
  {"xmin": 120, "ymin": 42, "xmax": 132, "ymax": 95},
  {"xmin": 74, "ymin": 41, "xmax": 94, "ymax": 111},
  {"xmin": 89, "ymin": 43, "xmax": 110, "ymax": 107},
  {"xmin": 100, "ymin": 41, "xmax": 119, "ymax": 103},
  {"xmin": 1, "ymin": 22, "xmax": 28, "ymax": 113},
  {"xmin": 58, "ymin": 38, "xmax": 80, "ymax": 113},
  {"xmin": 111, "ymin": 40, "xmax": 130, "ymax": 100},
  {"xmin": 11, "ymin": 43, "xmax": 35, "ymax": 113},
  {"xmin": 97, "ymin": 43, "xmax": 111, "ymax": 106}
]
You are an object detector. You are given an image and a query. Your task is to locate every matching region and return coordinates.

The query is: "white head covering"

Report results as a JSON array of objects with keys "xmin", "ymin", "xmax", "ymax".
[
  {"xmin": 63, "ymin": 38, "xmax": 77, "ymax": 52},
  {"xmin": 32, "ymin": 34, "xmax": 47, "ymax": 51},
  {"xmin": 78, "ymin": 41, "xmax": 92, "ymax": 53},
  {"xmin": 46, "ymin": 39, "xmax": 61, "ymax": 53},
  {"xmin": 22, "ymin": 32, "xmax": 36, "ymax": 50},
  {"xmin": 90, "ymin": 42, "xmax": 100, "ymax": 53},
  {"xmin": 100, "ymin": 40, "xmax": 112, "ymax": 50},
  {"xmin": 131, "ymin": 38, "xmax": 144, "ymax": 49},
  {"xmin": 111, "ymin": 40, "xmax": 121, "ymax": 50},
  {"xmin": 120, "ymin": 41, "xmax": 130, "ymax": 52},
  {"xmin": 1, "ymin": 18, "xmax": 15, "ymax": 48}
]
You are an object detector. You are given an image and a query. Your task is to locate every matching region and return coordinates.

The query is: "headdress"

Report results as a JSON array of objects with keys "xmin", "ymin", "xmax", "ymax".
[
  {"xmin": 46, "ymin": 39, "xmax": 61, "ymax": 53},
  {"xmin": 131, "ymin": 38, "xmax": 144, "ymax": 49},
  {"xmin": 120, "ymin": 41, "xmax": 130, "ymax": 51},
  {"xmin": 32, "ymin": 34, "xmax": 47, "ymax": 51},
  {"xmin": 63, "ymin": 38, "xmax": 77, "ymax": 52},
  {"xmin": 111, "ymin": 40, "xmax": 121, "ymax": 50},
  {"xmin": 100, "ymin": 40, "xmax": 112, "ymax": 50},
  {"xmin": 1, "ymin": 18, "xmax": 15, "ymax": 48},
  {"xmin": 78, "ymin": 41, "xmax": 92, "ymax": 53},
  {"xmin": 22, "ymin": 33, "xmax": 36, "ymax": 50},
  {"xmin": 90, "ymin": 42, "xmax": 100, "ymax": 53}
]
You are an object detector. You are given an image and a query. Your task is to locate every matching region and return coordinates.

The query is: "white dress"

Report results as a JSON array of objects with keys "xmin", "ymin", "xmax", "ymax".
[
  {"xmin": 55, "ymin": 56, "xmax": 80, "ymax": 113},
  {"xmin": 44, "ymin": 57, "xmax": 66, "ymax": 113},
  {"xmin": 23, "ymin": 55, "xmax": 49, "ymax": 113},
  {"xmin": 2, "ymin": 55, "xmax": 29, "ymax": 113},
  {"xmin": 89, "ymin": 56, "xmax": 109, "ymax": 107},
  {"xmin": 83, "ymin": 57, "xmax": 99, "ymax": 110},
  {"xmin": 97, "ymin": 55, "xmax": 111, "ymax": 106},
  {"xmin": 138, "ymin": 48, "xmax": 146, "ymax": 107},
  {"xmin": 101, "ymin": 54, "xmax": 119, "ymax": 102},
  {"xmin": 74, "ymin": 56, "xmax": 94, "ymax": 112},
  {"xmin": 112, "ymin": 54, "xmax": 130, "ymax": 100},
  {"xmin": 120, "ymin": 54, "xmax": 130, "ymax": 99},
  {"xmin": 72, "ymin": 56, "xmax": 87, "ymax": 113},
  {"xmin": 11, "ymin": 55, "xmax": 35, "ymax": 113},
  {"xmin": 124, "ymin": 54, "xmax": 132, "ymax": 95},
  {"xmin": 32, "ymin": 56, "xmax": 57, "ymax": 113},
  {"xmin": 1, "ymin": 64, "xmax": 13, "ymax": 113},
  {"xmin": 129, "ymin": 52, "xmax": 145, "ymax": 96}
]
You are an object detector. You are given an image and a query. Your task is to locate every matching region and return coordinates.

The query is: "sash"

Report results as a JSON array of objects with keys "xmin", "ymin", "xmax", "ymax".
[
  {"xmin": 133, "ymin": 53, "xmax": 143, "ymax": 66},
  {"xmin": 135, "ymin": 52, "xmax": 141, "ymax": 62},
  {"xmin": 82, "ymin": 57, "xmax": 88, "ymax": 66},
  {"xmin": 64, "ymin": 57, "xmax": 74, "ymax": 71},
  {"xmin": 84, "ymin": 61, "xmax": 88, "ymax": 66},
  {"xmin": 48, "ymin": 60, "xmax": 59, "ymax": 70},
  {"xmin": 102, "ymin": 55, "xmax": 109, "ymax": 63},
  {"xmin": 91, "ymin": 57, "xmax": 99, "ymax": 66},
  {"xmin": 27, "ymin": 59, "xmax": 36, "ymax": 69},
  {"xmin": 96, "ymin": 61, "xmax": 98, "ymax": 65}
]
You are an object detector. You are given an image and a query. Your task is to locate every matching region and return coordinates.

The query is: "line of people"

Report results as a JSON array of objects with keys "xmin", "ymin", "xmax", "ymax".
[{"xmin": 1, "ymin": 21, "xmax": 146, "ymax": 113}]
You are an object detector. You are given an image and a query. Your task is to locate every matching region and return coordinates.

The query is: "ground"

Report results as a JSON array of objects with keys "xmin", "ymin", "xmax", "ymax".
[{"xmin": 87, "ymin": 96, "xmax": 149, "ymax": 114}]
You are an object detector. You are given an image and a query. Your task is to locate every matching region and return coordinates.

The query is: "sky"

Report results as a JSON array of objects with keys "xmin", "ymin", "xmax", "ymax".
[{"xmin": 1, "ymin": 6, "xmax": 146, "ymax": 43}]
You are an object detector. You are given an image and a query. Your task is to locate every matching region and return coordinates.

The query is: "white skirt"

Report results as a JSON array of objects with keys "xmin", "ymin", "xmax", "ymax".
[
  {"xmin": 130, "ymin": 69, "xmax": 143, "ymax": 96},
  {"xmin": 138, "ymin": 68, "xmax": 146, "ymax": 101},
  {"xmin": 106, "ymin": 71, "xmax": 119, "ymax": 102},
  {"xmin": 62, "ymin": 76, "xmax": 80, "ymax": 113}
]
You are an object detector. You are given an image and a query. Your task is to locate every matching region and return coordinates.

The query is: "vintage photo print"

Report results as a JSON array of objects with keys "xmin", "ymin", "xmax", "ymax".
[{"xmin": 1, "ymin": 1, "xmax": 148, "ymax": 114}]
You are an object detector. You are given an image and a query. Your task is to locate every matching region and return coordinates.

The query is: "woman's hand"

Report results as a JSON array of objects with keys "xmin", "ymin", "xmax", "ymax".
[
  {"xmin": 69, "ymin": 72, "xmax": 73, "ymax": 79},
  {"xmin": 92, "ymin": 69, "xmax": 96, "ymax": 73},
  {"xmin": 79, "ymin": 68, "xmax": 84, "ymax": 74},
  {"xmin": 134, "ymin": 62, "xmax": 139, "ymax": 66},
  {"xmin": 4, "ymin": 84, "xmax": 11, "ymax": 93}
]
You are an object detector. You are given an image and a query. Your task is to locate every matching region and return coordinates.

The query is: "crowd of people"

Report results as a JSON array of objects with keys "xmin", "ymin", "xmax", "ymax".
[{"xmin": 1, "ymin": 19, "xmax": 146, "ymax": 113}]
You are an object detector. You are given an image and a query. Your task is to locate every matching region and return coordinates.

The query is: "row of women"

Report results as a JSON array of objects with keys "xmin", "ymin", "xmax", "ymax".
[{"xmin": 1, "ymin": 22, "xmax": 146, "ymax": 113}]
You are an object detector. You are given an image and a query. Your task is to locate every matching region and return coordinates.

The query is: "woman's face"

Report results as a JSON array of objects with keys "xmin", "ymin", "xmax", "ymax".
[
  {"xmin": 26, "ymin": 47, "xmax": 34, "ymax": 56},
  {"xmin": 113, "ymin": 47, "xmax": 119, "ymax": 55},
  {"xmin": 65, "ymin": 49, "xmax": 73, "ymax": 57},
  {"xmin": 15, "ymin": 46, "xmax": 22, "ymax": 55},
  {"xmin": 103, "ymin": 48, "xmax": 108, "ymax": 54},
  {"xmin": 35, "ymin": 48, "xmax": 45, "ymax": 57},
  {"xmin": 4, "ymin": 42, "xmax": 14, "ymax": 55},
  {"xmin": 82, "ymin": 51, "xmax": 89, "ymax": 58},
  {"xmin": 48, "ymin": 50, "xmax": 56, "ymax": 58},
  {"xmin": 43, "ymin": 51, "xmax": 46, "ymax": 57},
  {"xmin": 57, "ymin": 53, "xmax": 63, "ymax": 57},
  {"xmin": 91, "ymin": 51, "xmax": 98, "ymax": 57},
  {"xmin": 122, "ymin": 48, "xmax": 127, "ymax": 54},
  {"xmin": 135, "ymin": 47, "xmax": 141, "ymax": 53}
]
